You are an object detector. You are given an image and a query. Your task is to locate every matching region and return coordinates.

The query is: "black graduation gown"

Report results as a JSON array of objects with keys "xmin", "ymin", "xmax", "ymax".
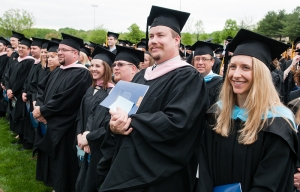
[
  {"xmin": 111, "ymin": 49, "xmax": 117, "ymax": 54},
  {"xmin": 283, "ymin": 60, "xmax": 296, "ymax": 104},
  {"xmin": 5, "ymin": 57, "xmax": 34, "ymax": 133},
  {"xmin": 205, "ymin": 76, "xmax": 223, "ymax": 107},
  {"xmin": 32, "ymin": 65, "xmax": 50, "ymax": 102},
  {"xmin": 75, "ymin": 86, "xmax": 111, "ymax": 192},
  {"xmin": 212, "ymin": 57, "xmax": 222, "ymax": 75},
  {"xmin": 0, "ymin": 54, "xmax": 9, "ymax": 113},
  {"xmin": 100, "ymin": 66, "xmax": 209, "ymax": 192},
  {"xmin": 271, "ymin": 69, "xmax": 285, "ymax": 102},
  {"xmin": 23, "ymin": 63, "xmax": 40, "ymax": 144},
  {"xmin": 35, "ymin": 66, "xmax": 92, "ymax": 192},
  {"xmin": 198, "ymin": 105, "xmax": 298, "ymax": 192}
]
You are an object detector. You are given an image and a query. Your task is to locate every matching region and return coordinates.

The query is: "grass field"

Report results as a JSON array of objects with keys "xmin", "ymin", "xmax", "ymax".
[{"xmin": 0, "ymin": 117, "xmax": 52, "ymax": 192}]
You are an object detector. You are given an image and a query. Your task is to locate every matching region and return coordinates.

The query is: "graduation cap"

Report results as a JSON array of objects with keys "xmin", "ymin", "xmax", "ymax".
[
  {"xmin": 60, "ymin": 33, "xmax": 84, "ymax": 51},
  {"xmin": 31, "ymin": 37, "xmax": 44, "ymax": 47},
  {"xmin": 118, "ymin": 40, "xmax": 127, "ymax": 46},
  {"xmin": 7, "ymin": 44, "xmax": 13, "ymax": 49},
  {"xmin": 80, "ymin": 47, "xmax": 91, "ymax": 57},
  {"xmin": 180, "ymin": 43, "xmax": 185, "ymax": 49},
  {"xmin": 89, "ymin": 41, "xmax": 98, "ymax": 48},
  {"xmin": 226, "ymin": 29, "xmax": 290, "ymax": 67},
  {"xmin": 214, "ymin": 47, "xmax": 224, "ymax": 54},
  {"xmin": 47, "ymin": 41, "xmax": 59, "ymax": 52},
  {"xmin": 147, "ymin": 5, "xmax": 190, "ymax": 35},
  {"xmin": 19, "ymin": 37, "xmax": 32, "ymax": 47},
  {"xmin": 189, "ymin": 41, "xmax": 221, "ymax": 57},
  {"xmin": 42, "ymin": 40, "xmax": 50, "ymax": 49},
  {"xmin": 140, "ymin": 38, "xmax": 147, "ymax": 44},
  {"xmin": 226, "ymin": 36, "xmax": 233, "ymax": 42},
  {"xmin": 115, "ymin": 45, "xmax": 144, "ymax": 67},
  {"xmin": 11, "ymin": 31, "xmax": 24, "ymax": 39},
  {"xmin": 136, "ymin": 41, "xmax": 147, "ymax": 49},
  {"xmin": 51, "ymin": 38, "xmax": 61, "ymax": 43},
  {"xmin": 0, "ymin": 37, "xmax": 10, "ymax": 46},
  {"xmin": 294, "ymin": 37, "xmax": 300, "ymax": 47},
  {"xmin": 107, "ymin": 31, "xmax": 119, "ymax": 39},
  {"xmin": 147, "ymin": 6, "xmax": 190, "ymax": 35},
  {"xmin": 91, "ymin": 45, "xmax": 116, "ymax": 66},
  {"xmin": 126, "ymin": 40, "xmax": 132, "ymax": 46}
]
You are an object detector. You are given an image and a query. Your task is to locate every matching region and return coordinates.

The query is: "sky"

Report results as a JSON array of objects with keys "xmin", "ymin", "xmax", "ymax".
[{"xmin": 0, "ymin": 0, "xmax": 298, "ymax": 34}]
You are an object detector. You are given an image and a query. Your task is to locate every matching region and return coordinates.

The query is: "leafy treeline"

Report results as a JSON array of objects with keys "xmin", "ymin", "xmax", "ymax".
[{"xmin": 0, "ymin": 7, "xmax": 299, "ymax": 46}]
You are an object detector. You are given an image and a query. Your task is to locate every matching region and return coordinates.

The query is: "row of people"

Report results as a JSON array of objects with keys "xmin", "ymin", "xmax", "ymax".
[{"xmin": 0, "ymin": 5, "xmax": 300, "ymax": 192}]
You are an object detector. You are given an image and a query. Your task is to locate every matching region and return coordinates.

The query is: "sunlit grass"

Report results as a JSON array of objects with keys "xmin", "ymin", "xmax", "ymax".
[{"xmin": 0, "ymin": 117, "xmax": 52, "ymax": 192}]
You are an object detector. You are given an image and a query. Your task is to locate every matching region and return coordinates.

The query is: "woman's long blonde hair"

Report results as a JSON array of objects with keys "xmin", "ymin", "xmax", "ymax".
[
  {"xmin": 80, "ymin": 51, "xmax": 91, "ymax": 66},
  {"xmin": 214, "ymin": 57, "xmax": 294, "ymax": 145}
]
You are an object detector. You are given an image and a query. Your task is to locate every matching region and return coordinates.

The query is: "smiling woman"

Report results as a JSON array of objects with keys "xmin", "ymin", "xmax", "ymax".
[{"xmin": 198, "ymin": 29, "xmax": 298, "ymax": 192}]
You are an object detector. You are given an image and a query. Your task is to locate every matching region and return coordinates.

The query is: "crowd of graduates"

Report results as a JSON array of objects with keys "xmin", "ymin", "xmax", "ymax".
[{"xmin": 0, "ymin": 5, "xmax": 300, "ymax": 192}]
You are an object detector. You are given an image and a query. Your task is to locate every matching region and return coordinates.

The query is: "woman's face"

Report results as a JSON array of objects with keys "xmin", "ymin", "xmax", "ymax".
[
  {"xmin": 41, "ymin": 49, "xmax": 48, "ymax": 61},
  {"xmin": 79, "ymin": 52, "xmax": 84, "ymax": 63},
  {"xmin": 227, "ymin": 55, "xmax": 253, "ymax": 99},
  {"xmin": 47, "ymin": 52, "xmax": 60, "ymax": 68},
  {"xmin": 140, "ymin": 54, "xmax": 151, "ymax": 70},
  {"xmin": 90, "ymin": 59, "xmax": 104, "ymax": 80}
]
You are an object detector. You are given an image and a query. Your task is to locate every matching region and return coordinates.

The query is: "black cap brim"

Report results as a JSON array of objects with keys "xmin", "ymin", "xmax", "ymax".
[
  {"xmin": 227, "ymin": 29, "xmax": 290, "ymax": 66},
  {"xmin": 190, "ymin": 41, "xmax": 221, "ymax": 57},
  {"xmin": 147, "ymin": 5, "xmax": 190, "ymax": 35},
  {"xmin": 19, "ymin": 37, "xmax": 32, "ymax": 47},
  {"xmin": 11, "ymin": 31, "xmax": 24, "ymax": 39},
  {"xmin": 31, "ymin": 37, "xmax": 44, "ymax": 47},
  {"xmin": 107, "ymin": 31, "xmax": 119, "ymax": 39},
  {"xmin": 47, "ymin": 41, "xmax": 59, "ymax": 52},
  {"xmin": 115, "ymin": 45, "xmax": 144, "ymax": 67},
  {"xmin": 0, "ymin": 37, "xmax": 10, "ymax": 46},
  {"xmin": 61, "ymin": 33, "xmax": 84, "ymax": 51},
  {"xmin": 91, "ymin": 46, "xmax": 116, "ymax": 66},
  {"xmin": 80, "ymin": 47, "xmax": 91, "ymax": 57}
]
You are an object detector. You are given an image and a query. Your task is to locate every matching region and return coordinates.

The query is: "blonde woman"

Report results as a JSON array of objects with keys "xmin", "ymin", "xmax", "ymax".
[
  {"xmin": 79, "ymin": 47, "xmax": 91, "ymax": 68},
  {"xmin": 198, "ymin": 29, "xmax": 298, "ymax": 191}
]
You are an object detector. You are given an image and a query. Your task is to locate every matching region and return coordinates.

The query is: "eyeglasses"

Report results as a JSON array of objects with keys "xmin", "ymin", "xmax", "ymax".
[
  {"xmin": 57, "ymin": 48, "xmax": 76, "ymax": 52},
  {"xmin": 111, "ymin": 63, "xmax": 133, "ymax": 68},
  {"xmin": 194, "ymin": 57, "xmax": 212, "ymax": 62}
]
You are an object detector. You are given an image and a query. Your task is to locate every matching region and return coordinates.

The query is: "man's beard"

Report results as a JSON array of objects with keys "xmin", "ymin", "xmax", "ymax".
[
  {"xmin": 151, "ymin": 53, "xmax": 161, "ymax": 61},
  {"xmin": 59, "ymin": 59, "xmax": 65, "ymax": 65}
]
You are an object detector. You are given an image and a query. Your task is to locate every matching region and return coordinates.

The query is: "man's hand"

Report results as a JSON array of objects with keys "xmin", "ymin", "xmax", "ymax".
[
  {"xmin": 37, "ymin": 115, "xmax": 47, "ymax": 124},
  {"xmin": 22, "ymin": 93, "xmax": 27, "ymax": 102},
  {"xmin": 109, "ymin": 107, "xmax": 133, "ymax": 135},
  {"xmin": 7, "ymin": 89, "xmax": 13, "ymax": 99},
  {"xmin": 83, "ymin": 145, "xmax": 91, "ymax": 154},
  {"xmin": 77, "ymin": 134, "xmax": 83, "ymax": 149},
  {"xmin": 294, "ymin": 168, "xmax": 300, "ymax": 190},
  {"xmin": 32, "ymin": 106, "xmax": 41, "ymax": 119}
]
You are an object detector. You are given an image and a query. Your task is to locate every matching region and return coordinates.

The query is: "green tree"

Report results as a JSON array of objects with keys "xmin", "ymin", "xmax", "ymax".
[
  {"xmin": 123, "ymin": 23, "xmax": 145, "ymax": 44},
  {"xmin": 257, "ymin": 10, "xmax": 287, "ymax": 39},
  {"xmin": 194, "ymin": 20, "xmax": 204, "ymax": 41},
  {"xmin": 210, "ymin": 31, "xmax": 223, "ymax": 44},
  {"xmin": 181, "ymin": 33, "xmax": 193, "ymax": 45},
  {"xmin": 282, "ymin": 6, "xmax": 300, "ymax": 41},
  {"xmin": 88, "ymin": 26, "xmax": 107, "ymax": 45},
  {"xmin": 221, "ymin": 19, "xmax": 239, "ymax": 40},
  {"xmin": 0, "ymin": 9, "xmax": 35, "ymax": 37}
]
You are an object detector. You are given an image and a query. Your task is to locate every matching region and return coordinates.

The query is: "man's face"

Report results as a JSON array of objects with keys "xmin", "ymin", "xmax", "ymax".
[
  {"xmin": 0, "ymin": 43, "xmax": 6, "ymax": 52},
  {"xmin": 112, "ymin": 60, "xmax": 135, "ymax": 82},
  {"xmin": 148, "ymin": 26, "xmax": 180, "ymax": 64},
  {"xmin": 18, "ymin": 44, "xmax": 30, "ymax": 58},
  {"xmin": 57, "ymin": 44, "xmax": 78, "ymax": 65},
  {"xmin": 6, "ymin": 48, "xmax": 14, "ymax": 57},
  {"xmin": 108, "ymin": 36, "xmax": 117, "ymax": 47},
  {"xmin": 30, "ymin": 46, "xmax": 41, "ymax": 59},
  {"xmin": 10, "ymin": 37, "xmax": 19, "ymax": 48},
  {"xmin": 193, "ymin": 54, "xmax": 214, "ymax": 76}
]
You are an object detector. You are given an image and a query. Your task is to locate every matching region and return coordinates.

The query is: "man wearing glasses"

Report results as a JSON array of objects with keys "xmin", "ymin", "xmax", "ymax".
[
  {"xmin": 33, "ymin": 33, "xmax": 92, "ymax": 192},
  {"xmin": 100, "ymin": 6, "xmax": 209, "ymax": 192},
  {"xmin": 190, "ymin": 41, "xmax": 223, "ymax": 106},
  {"xmin": 111, "ymin": 45, "xmax": 143, "ymax": 83}
]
